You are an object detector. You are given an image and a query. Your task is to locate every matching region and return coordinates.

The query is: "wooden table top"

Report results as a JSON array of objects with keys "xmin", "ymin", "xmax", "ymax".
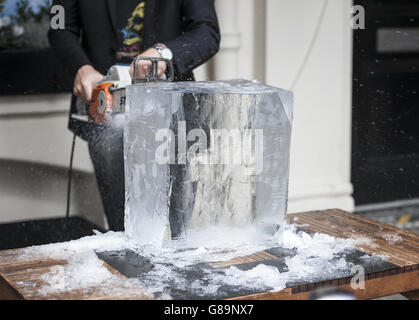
[{"xmin": 1, "ymin": 209, "xmax": 418, "ymax": 300}]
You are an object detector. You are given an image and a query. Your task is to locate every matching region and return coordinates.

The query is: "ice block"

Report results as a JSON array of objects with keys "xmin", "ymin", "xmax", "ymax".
[{"xmin": 124, "ymin": 80, "xmax": 293, "ymax": 246}]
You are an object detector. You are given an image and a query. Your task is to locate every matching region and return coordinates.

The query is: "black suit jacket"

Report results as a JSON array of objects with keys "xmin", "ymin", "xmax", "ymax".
[{"xmin": 48, "ymin": 0, "xmax": 220, "ymax": 81}]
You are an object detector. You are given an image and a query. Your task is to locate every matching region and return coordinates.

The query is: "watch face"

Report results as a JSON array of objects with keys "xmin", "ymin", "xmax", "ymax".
[{"xmin": 162, "ymin": 48, "xmax": 173, "ymax": 60}]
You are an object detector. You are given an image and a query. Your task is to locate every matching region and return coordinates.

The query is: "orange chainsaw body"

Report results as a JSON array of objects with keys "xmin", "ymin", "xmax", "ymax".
[{"xmin": 88, "ymin": 82, "xmax": 114, "ymax": 123}]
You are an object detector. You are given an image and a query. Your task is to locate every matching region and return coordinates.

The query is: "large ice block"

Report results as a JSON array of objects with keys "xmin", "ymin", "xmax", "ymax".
[{"xmin": 124, "ymin": 80, "xmax": 293, "ymax": 246}]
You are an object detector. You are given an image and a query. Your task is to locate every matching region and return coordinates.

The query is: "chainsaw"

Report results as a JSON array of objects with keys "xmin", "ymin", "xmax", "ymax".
[{"xmin": 70, "ymin": 57, "xmax": 174, "ymax": 138}]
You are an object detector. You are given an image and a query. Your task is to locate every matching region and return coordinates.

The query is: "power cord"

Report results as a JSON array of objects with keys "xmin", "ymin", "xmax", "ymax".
[
  {"xmin": 290, "ymin": 0, "xmax": 329, "ymax": 91},
  {"xmin": 66, "ymin": 134, "xmax": 76, "ymax": 219}
]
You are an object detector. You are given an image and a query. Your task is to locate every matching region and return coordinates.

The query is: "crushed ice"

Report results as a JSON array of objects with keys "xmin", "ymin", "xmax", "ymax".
[{"xmin": 14, "ymin": 223, "xmax": 373, "ymax": 299}]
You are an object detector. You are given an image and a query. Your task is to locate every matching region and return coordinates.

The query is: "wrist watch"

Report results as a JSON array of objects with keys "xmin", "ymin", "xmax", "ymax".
[{"xmin": 153, "ymin": 43, "xmax": 173, "ymax": 60}]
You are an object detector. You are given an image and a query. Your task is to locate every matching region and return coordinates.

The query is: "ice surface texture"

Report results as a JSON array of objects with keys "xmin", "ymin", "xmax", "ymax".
[{"xmin": 124, "ymin": 80, "xmax": 293, "ymax": 246}]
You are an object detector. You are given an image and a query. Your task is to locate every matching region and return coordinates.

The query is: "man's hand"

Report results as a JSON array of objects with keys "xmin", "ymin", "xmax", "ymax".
[
  {"xmin": 73, "ymin": 65, "xmax": 103, "ymax": 102},
  {"xmin": 129, "ymin": 47, "xmax": 167, "ymax": 80}
]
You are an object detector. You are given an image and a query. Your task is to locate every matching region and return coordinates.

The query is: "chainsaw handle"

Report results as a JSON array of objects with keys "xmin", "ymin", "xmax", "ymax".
[{"xmin": 132, "ymin": 57, "xmax": 174, "ymax": 84}]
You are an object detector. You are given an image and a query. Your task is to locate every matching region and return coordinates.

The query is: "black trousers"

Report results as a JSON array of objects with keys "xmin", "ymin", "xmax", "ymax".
[{"xmin": 88, "ymin": 127, "xmax": 125, "ymax": 231}]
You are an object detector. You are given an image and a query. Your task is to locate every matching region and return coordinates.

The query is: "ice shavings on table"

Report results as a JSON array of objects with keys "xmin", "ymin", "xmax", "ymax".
[
  {"xmin": 105, "ymin": 223, "xmax": 365, "ymax": 298},
  {"xmin": 17, "ymin": 232, "xmax": 147, "ymax": 298},
  {"xmin": 382, "ymin": 232, "xmax": 403, "ymax": 244},
  {"xmin": 12, "ymin": 223, "xmax": 378, "ymax": 299}
]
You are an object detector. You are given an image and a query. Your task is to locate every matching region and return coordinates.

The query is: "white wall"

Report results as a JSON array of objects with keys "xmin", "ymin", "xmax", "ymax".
[{"xmin": 266, "ymin": 0, "xmax": 354, "ymax": 212}]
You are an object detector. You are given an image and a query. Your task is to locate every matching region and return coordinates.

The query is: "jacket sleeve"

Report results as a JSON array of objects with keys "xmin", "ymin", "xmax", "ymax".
[
  {"xmin": 48, "ymin": 0, "xmax": 91, "ymax": 80},
  {"xmin": 164, "ymin": 0, "xmax": 221, "ymax": 76}
]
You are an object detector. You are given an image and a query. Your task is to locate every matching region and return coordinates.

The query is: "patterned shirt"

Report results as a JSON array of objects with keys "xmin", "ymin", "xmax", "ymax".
[{"xmin": 116, "ymin": 0, "xmax": 146, "ymax": 63}]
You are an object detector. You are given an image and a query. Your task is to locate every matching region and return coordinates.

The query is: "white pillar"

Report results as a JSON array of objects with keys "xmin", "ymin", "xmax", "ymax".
[
  {"xmin": 265, "ymin": 0, "xmax": 355, "ymax": 213},
  {"xmin": 213, "ymin": 0, "xmax": 241, "ymax": 80}
]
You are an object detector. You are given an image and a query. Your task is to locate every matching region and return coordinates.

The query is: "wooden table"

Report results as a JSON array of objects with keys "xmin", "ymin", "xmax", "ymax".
[{"xmin": 1, "ymin": 209, "xmax": 418, "ymax": 300}]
